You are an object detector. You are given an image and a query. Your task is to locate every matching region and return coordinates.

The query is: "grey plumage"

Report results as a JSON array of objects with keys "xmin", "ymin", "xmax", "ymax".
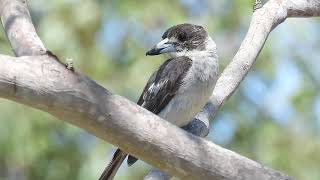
[
  {"xmin": 99, "ymin": 23, "xmax": 219, "ymax": 180},
  {"xmin": 128, "ymin": 56, "xmax": 192, "ymax": 166},
  {"xmin": 138, "ymin": 57, "xmax": 192, "ymax": 114}
]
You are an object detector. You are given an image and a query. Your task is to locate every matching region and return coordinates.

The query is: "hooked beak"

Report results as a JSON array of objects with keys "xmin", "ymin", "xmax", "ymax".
[{"xmin": 146, "ymin": 38, "xmax": 176, "ymax": 56}]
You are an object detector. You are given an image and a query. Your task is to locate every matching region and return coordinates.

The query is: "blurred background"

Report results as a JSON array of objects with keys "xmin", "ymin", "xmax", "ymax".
[{"xmin": 0, "ymin": 0, "xmax": 319, "ymax": 180}]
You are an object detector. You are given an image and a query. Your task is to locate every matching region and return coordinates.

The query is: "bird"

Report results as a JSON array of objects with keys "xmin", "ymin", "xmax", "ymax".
[{"xmin": 99, "ymin": 23, "xmax": 219, "ymax": 180}]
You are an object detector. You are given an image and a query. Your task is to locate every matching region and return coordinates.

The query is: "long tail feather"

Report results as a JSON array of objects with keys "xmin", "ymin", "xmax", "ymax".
[{"xmin": 99, "ymin": 149, "xmax": 127, "ymax": 180}]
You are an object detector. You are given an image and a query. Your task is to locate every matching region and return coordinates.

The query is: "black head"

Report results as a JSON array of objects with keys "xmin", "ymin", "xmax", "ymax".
[{"xmin": 146, "ymin": 23, "xmax": 208, "ymax": 56}]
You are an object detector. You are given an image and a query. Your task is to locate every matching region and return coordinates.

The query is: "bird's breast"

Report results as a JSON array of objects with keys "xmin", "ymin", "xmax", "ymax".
[{"xmin": 158, "ymin": 57, "xmax": 218, "ymax": 127}]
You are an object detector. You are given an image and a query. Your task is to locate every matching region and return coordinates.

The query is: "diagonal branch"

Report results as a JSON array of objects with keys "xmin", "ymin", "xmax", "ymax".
[
  {"xmin": 0, "ymin": 0, "xmax": 46, "ymax": 56},
  {"xmin": 0, "ymin": 54, "xmax": 292, "ymax": 180}
]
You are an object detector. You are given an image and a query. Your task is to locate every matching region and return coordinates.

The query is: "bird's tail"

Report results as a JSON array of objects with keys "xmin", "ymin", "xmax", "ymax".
[{"xmin": 99, "ymin": 149, "xmax": 128, "ymax": 180}]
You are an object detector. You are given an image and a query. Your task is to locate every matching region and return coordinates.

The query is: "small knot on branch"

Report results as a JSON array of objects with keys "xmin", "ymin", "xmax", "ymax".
[{"xmin": 65, "ymin": 58, "xmax": 74, "ymax": 71}]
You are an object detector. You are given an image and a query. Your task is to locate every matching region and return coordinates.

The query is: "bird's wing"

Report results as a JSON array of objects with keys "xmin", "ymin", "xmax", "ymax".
[
  {"xmin": 127, "ymin": 56, "xmax": 192, "ymax": 166},
  {"xmin": 137, "ymin": 56, "xmax": 192, "ymax": 114}
]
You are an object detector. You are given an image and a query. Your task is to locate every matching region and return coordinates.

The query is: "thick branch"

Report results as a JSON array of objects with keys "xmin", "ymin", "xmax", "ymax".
[
  {"xmin": 0, "ymin": 0, "xmax": 46, "ymax": 56},
  {"xmin": 284, "ymin": 0, "xmax": 320, "ymax": 17},
  {"xmin": 0, "ymin": 55, "xmax": 292, "ymax": 180}
]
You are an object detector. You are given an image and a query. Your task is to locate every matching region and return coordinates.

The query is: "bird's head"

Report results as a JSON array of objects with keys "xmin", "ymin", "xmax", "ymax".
[{"xmin": 146, "ymin": 23, "xmax": 216, "ymax": 58}]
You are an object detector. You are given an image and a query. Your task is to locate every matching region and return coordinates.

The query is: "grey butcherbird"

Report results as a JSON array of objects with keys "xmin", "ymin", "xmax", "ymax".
[{"xmin": 99, "ymin": 23, "xmax": 219, "ymax": 180}]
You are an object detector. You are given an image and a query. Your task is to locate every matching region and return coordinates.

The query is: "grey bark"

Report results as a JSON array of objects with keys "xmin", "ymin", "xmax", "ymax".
[
  {"xmin": 0, "ymin": 0, "xmax": 317, "ymax": 179},
  {"xmin": 0, "ymin": 0, "xmax": 46, "ymax": 56},
  {"xmin": 0, "ymin": 55, "xmax": 292, "ymax": 180}
]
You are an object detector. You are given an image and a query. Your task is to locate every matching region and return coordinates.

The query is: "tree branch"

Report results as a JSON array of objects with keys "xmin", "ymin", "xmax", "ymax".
[
  {"xmin": 0, "ymin": 0, "xmax": 316, "ymax": 179},
  {"xmin": 0, "ymin": 54, "xmax": 291, "ymax": 180},
  {"xmin": 284, "ymin": 0, "xmax": 320, "ymax": 17},
  {"xmin": 0, "ymin": 0, "xmax": 46, "ymax": 56}
]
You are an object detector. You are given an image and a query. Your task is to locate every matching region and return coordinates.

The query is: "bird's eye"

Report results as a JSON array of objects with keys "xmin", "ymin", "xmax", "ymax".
[{"xmin": 177, "ymin": 32, "xmax": 187, "ymax": 42}]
